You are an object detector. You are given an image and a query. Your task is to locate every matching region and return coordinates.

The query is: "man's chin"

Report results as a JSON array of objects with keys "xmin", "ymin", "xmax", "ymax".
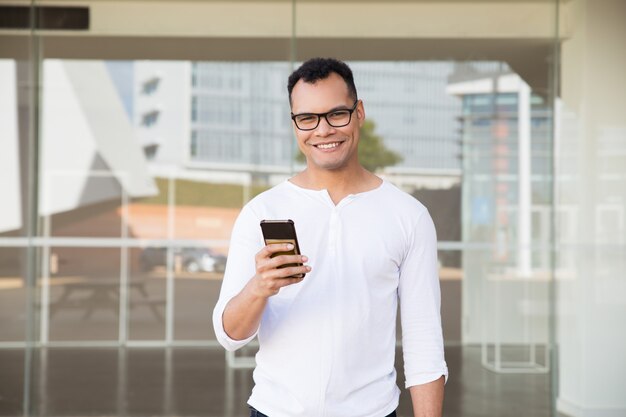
[{"xmin": 309, "ymin": 160, "xmax": 349, "ymax": 171}]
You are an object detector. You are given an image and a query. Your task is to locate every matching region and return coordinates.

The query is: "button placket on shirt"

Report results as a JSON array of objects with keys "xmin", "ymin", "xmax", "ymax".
[
  {"xmin": 328, "ymin": 195, "xmax": 354, "ymax": 255},
  {"xmin": 319, "ymin": 206, "xmax": 342, "ymax": 417},
  {"xmin": 328, "ymin": 209, "xmax": 340, "ymax": 256}
]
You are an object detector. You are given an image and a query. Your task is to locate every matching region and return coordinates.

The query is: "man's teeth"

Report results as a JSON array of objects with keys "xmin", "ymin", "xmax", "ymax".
[{"xmin": 316, "ymin": 142, "xmax": 340, "ymax": 149}]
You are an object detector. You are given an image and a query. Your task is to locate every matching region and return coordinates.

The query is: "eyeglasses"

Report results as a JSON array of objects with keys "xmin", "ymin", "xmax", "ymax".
[{"xmin": 291, "ymin": 101, "xmax": 359, "ymax": 131}]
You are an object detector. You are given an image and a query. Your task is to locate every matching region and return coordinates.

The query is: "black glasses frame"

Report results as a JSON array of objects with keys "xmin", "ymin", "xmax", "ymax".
[{"xmin": 291, "ymin": 100, "xmax": 359, "ymax": 131}]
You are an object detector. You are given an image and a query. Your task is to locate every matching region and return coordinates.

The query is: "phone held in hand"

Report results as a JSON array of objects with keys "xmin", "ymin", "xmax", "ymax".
[{"xmin": 260, "ymin": 219, "xmax": 305, "ymax": 278}]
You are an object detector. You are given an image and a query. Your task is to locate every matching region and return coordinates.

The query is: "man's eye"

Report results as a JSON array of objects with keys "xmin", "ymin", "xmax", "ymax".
[
  {"xmin": 297, "ymin": 115, "xmax": 317, "ymax": 123},
  {"xmin": 328, "ymin": 111, "xmax": 349, "ymax": 119}
]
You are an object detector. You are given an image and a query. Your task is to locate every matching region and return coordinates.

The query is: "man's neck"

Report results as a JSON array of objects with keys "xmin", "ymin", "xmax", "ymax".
[{"xmin": 291, "ymin": 166, "xmax": 382, "ymax": 205}]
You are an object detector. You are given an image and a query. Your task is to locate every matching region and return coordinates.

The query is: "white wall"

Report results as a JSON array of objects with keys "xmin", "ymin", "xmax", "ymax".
[{"xmin": 556, "ymin": 1, "xmax": 626, "ymax": 416}]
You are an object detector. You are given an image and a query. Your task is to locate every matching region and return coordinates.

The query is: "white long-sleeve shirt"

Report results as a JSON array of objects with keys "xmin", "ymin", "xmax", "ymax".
[{"xmin": 213, "ymin": 180, "xmax": 448, "ymax": 417}]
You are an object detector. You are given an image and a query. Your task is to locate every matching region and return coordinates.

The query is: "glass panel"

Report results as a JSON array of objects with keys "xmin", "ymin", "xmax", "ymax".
[
  {"xmin": 40, "ymin": 59, "xmax": 158, "ymax": 240},
  {"xmin": 0, "ymin": 59, "xmax": 24, "ymax": 240},
  {"xmin": 39, "ymin": 349, "xmax": 119, "ymax": 416},
  {"xmin": 128, "ymin": 178, "xmax": 171, "ymax": 241},
  {"xmin": 455, "ymin": 63, "xmax": 553, "ymax": 374},
  {"xmin": 350, "ymin": 62, "xmax": 461, "ymax": 174},
  {"xmin": 128, "ymin": 247, "xmax": 167, "ymax": 340},
  {"xmin": 173, "ymin": 245, "xmax": 224, "ymax": 341},
  {"xmin": 0, "ymin": 2, "xmax": 38, "ymax": 415},
  {"xmin": 438, "ymin": 249, "xmax": 463, "ymax": 344},
  {"xmin": 169, "ymin": 61, "xmax": 291, "ymax": 341},
  {"xmin": 0, "ymin": 348, "xmax": 26, "ymax": 416},
  {"xmin": 0, "ymin": 247, "xmax": 27, "ymax": 342},
  {"xmin": 48, "ymin": 247, "xmax": 121, "ymax": 341}
]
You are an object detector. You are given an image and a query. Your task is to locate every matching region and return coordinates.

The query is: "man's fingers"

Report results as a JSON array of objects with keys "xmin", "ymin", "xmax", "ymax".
[
  {"xmin": 256, "ymin": 254, "xmax": 306, "ymax": 274},
  {"xmin": 277, "ymin": 265, "xmax": 311, "ymax": 279},
  {"xmin": 260, "ymin": 264, "xmax": 311, "ymax": 280},
  {"xmin": 254, "ymin": 245, "xmax": 310, "ymax": 295},
  {"xmin": 266, "ymin": 242, "xmax": 295, "ymax": 254},
  {"xmin": 252, "ymin": 263, "xmax": 310, "ymax": 297},
  {"xmin": 271, "ymin": 274, "xmax": 307, "ymax": 289},
  {"xmin": 267, "ymin": 254, "xmax": 308, "ymax": 269},
  {"xmin": 255, "ymin": 243, "xmax": 295, "ymax": 262}
]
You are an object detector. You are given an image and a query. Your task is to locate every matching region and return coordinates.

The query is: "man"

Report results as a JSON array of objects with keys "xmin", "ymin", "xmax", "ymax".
[{"xmin": 213, "ymin": 57, "xmax": 447, "ymax": 417}]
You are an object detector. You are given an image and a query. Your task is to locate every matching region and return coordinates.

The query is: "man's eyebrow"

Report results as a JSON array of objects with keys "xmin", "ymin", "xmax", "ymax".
[{"xmin": 293, "ymin": 104, "xmax": 351, "ymax": 115}]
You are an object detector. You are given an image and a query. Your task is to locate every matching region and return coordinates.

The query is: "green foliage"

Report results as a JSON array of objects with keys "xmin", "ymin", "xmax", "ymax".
[
  {"xmin": 357, "ymin": 120, "xmax": 403, "ymax": 172},
  {"xmin": 135, "ymin": 178, "xmax": 269, "ymax": 208},
  {"xmin": 295, "ymin": 119, "xmax": 402, "ymax": 172}
]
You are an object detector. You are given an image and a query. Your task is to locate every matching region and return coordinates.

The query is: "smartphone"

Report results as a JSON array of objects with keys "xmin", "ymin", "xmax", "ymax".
[{"xmin": 260, "ymin": 219, "xmax": 305, "ymax": 278}]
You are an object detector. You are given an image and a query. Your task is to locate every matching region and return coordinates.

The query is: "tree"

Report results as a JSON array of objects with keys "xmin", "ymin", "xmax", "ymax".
[{"xmin": 295, "ymin": 119, "xmax": 402, "ymax": 172}]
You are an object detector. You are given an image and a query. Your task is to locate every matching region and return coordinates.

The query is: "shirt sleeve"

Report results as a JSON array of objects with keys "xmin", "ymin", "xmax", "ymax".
[
  {"xmin": 398, "ymin": 208, "xmax": 449, "ymax": 388},
  {"xmin": 212, "ymin": 204, "xmax": 263, "ymax": 351}
]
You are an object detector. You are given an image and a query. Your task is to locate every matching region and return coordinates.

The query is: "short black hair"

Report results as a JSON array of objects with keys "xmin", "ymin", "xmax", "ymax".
[{"xmin": 287, "ymin": 57, "xmax": 358, "ymax": 106}]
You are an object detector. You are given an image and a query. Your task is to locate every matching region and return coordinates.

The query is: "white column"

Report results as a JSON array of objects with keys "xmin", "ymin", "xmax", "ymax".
[
  {"xmin": 557, "ymin": 1, "xmax": 626, "ymax": 416},
  {"xmin": 517, "ymin": 80, "xmax": 532, "ymax": 277}
]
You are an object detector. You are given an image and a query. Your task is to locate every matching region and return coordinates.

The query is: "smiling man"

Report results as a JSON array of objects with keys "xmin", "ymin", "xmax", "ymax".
[{"xmin": 213, "ymin": 58, "xmax": 448, "ymax": 417}]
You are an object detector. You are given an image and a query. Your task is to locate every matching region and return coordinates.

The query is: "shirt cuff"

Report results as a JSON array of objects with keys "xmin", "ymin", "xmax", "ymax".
[
  {"xmin": 217, "ymin": 326, "xmax": 256, "ymax": 352},
  {"xmin": 212, "ymin": 299, "xmax": 258, "ymax": 351},
  {"xmin": 405, "ymin": 367, "xmax": 449, "ymax": 388}
]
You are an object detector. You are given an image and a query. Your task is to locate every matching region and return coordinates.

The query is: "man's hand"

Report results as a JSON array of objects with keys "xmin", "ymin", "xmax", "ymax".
[
  {"xmin": 222, "ymin": 243, "xmax": 311, "ymax": 340},
  {"xmin": 409, "ymin": 376, "xmax": 445, "ymax": 417},
  {"xmin": 250, "ymin": 243, "xmax": 310, "ymax": 297}
]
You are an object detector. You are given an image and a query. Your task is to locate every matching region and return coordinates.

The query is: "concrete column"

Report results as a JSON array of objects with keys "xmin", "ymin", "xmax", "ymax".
[{"xmin": 557, "ymin": 1, "xmax": 626, "ymax": 416}]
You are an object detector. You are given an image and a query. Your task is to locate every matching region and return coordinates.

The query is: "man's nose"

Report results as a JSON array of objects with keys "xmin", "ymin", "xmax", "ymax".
[{"xmin": 315, "ymin": 116, "xmax": 335, "ymax": 135}]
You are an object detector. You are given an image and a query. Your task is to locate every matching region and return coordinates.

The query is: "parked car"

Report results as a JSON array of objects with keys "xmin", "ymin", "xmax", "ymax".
[{"xmin": 140, "ymin": 247, "xmax": 227, "ymax": 273}]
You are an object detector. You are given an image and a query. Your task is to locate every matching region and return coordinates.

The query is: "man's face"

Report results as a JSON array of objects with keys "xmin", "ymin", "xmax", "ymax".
[{"xmin": 290, "ymin": 73, "xmax": 364, "ymax": 172}]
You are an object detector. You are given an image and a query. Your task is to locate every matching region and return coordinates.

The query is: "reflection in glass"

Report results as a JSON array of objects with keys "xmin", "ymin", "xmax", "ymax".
[
  {"xmin": 173, "ymin": 247, "xmax": 223, "ymax": 341},
  {"xmin": 449, "ymin": 63, "xmax": 552, "ymax": 372},
  {"xmin": 437, "ymin": 250, "xmax": 463, "ymax": 344},
  {"xmin": 3, "ymin": 59, "xmax": 551, "ymax": 357},
  {"xmin": 128, "ymin": 248, "xmax": 167, "ymax": 341},
  {"xmin": 40, "ymin": 60, "xmax": 157, "ymax": 239},
  {"xmin": 0, "ymin": 247, "xmax": 27, "ymax": 342},
  {"xmin": 351, "ymin": 62, "xmax": 461, "ymax": 175},
  {"xmin": 48, "ymin": 248, "xmax": 121, "ymax": 341}
]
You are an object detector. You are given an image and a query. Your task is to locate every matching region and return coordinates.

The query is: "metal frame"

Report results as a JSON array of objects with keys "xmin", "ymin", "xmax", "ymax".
[{"xmin": 480, "ymin": 268, "xmax": 550, "ymax": 374}]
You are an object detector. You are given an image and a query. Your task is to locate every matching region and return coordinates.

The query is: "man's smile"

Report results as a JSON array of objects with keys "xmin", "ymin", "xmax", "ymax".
[{"xmin": 312, "ymin": 141, "xmax": 343, "ymax": 150}]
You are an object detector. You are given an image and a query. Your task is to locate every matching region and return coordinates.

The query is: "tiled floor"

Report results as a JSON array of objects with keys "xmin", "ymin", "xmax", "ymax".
[{"xmin": 0, "ymin": 346, "xmax": 553, "ymax": 417}]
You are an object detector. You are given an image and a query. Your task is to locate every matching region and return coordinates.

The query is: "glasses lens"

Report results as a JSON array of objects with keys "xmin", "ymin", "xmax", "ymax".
[
  {"xmin": 294, "ymin": 114, "xmax": 319, "ymax": 130},
  {"xmin": 326, "ymin": 110, "xmax": 351, "ymax": 127}
]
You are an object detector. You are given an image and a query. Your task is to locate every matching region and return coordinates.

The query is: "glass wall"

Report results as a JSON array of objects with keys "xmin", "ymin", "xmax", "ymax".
[
  {"xmin": 8, "ymin": 59, "xmax": 468, "ymax": 347},
  {"xmin": 0, "ymin": 3, "xmax": 40, "ymax": 414},
  {"xmin": 1, "ymin": 0, "xmax": 591, "ymax": 416}
]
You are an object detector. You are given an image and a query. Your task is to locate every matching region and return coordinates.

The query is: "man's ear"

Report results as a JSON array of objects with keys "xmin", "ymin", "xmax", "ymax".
[{"xmin": 357, "ymin": 100, "xmax": 365, "ymax": 127}]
